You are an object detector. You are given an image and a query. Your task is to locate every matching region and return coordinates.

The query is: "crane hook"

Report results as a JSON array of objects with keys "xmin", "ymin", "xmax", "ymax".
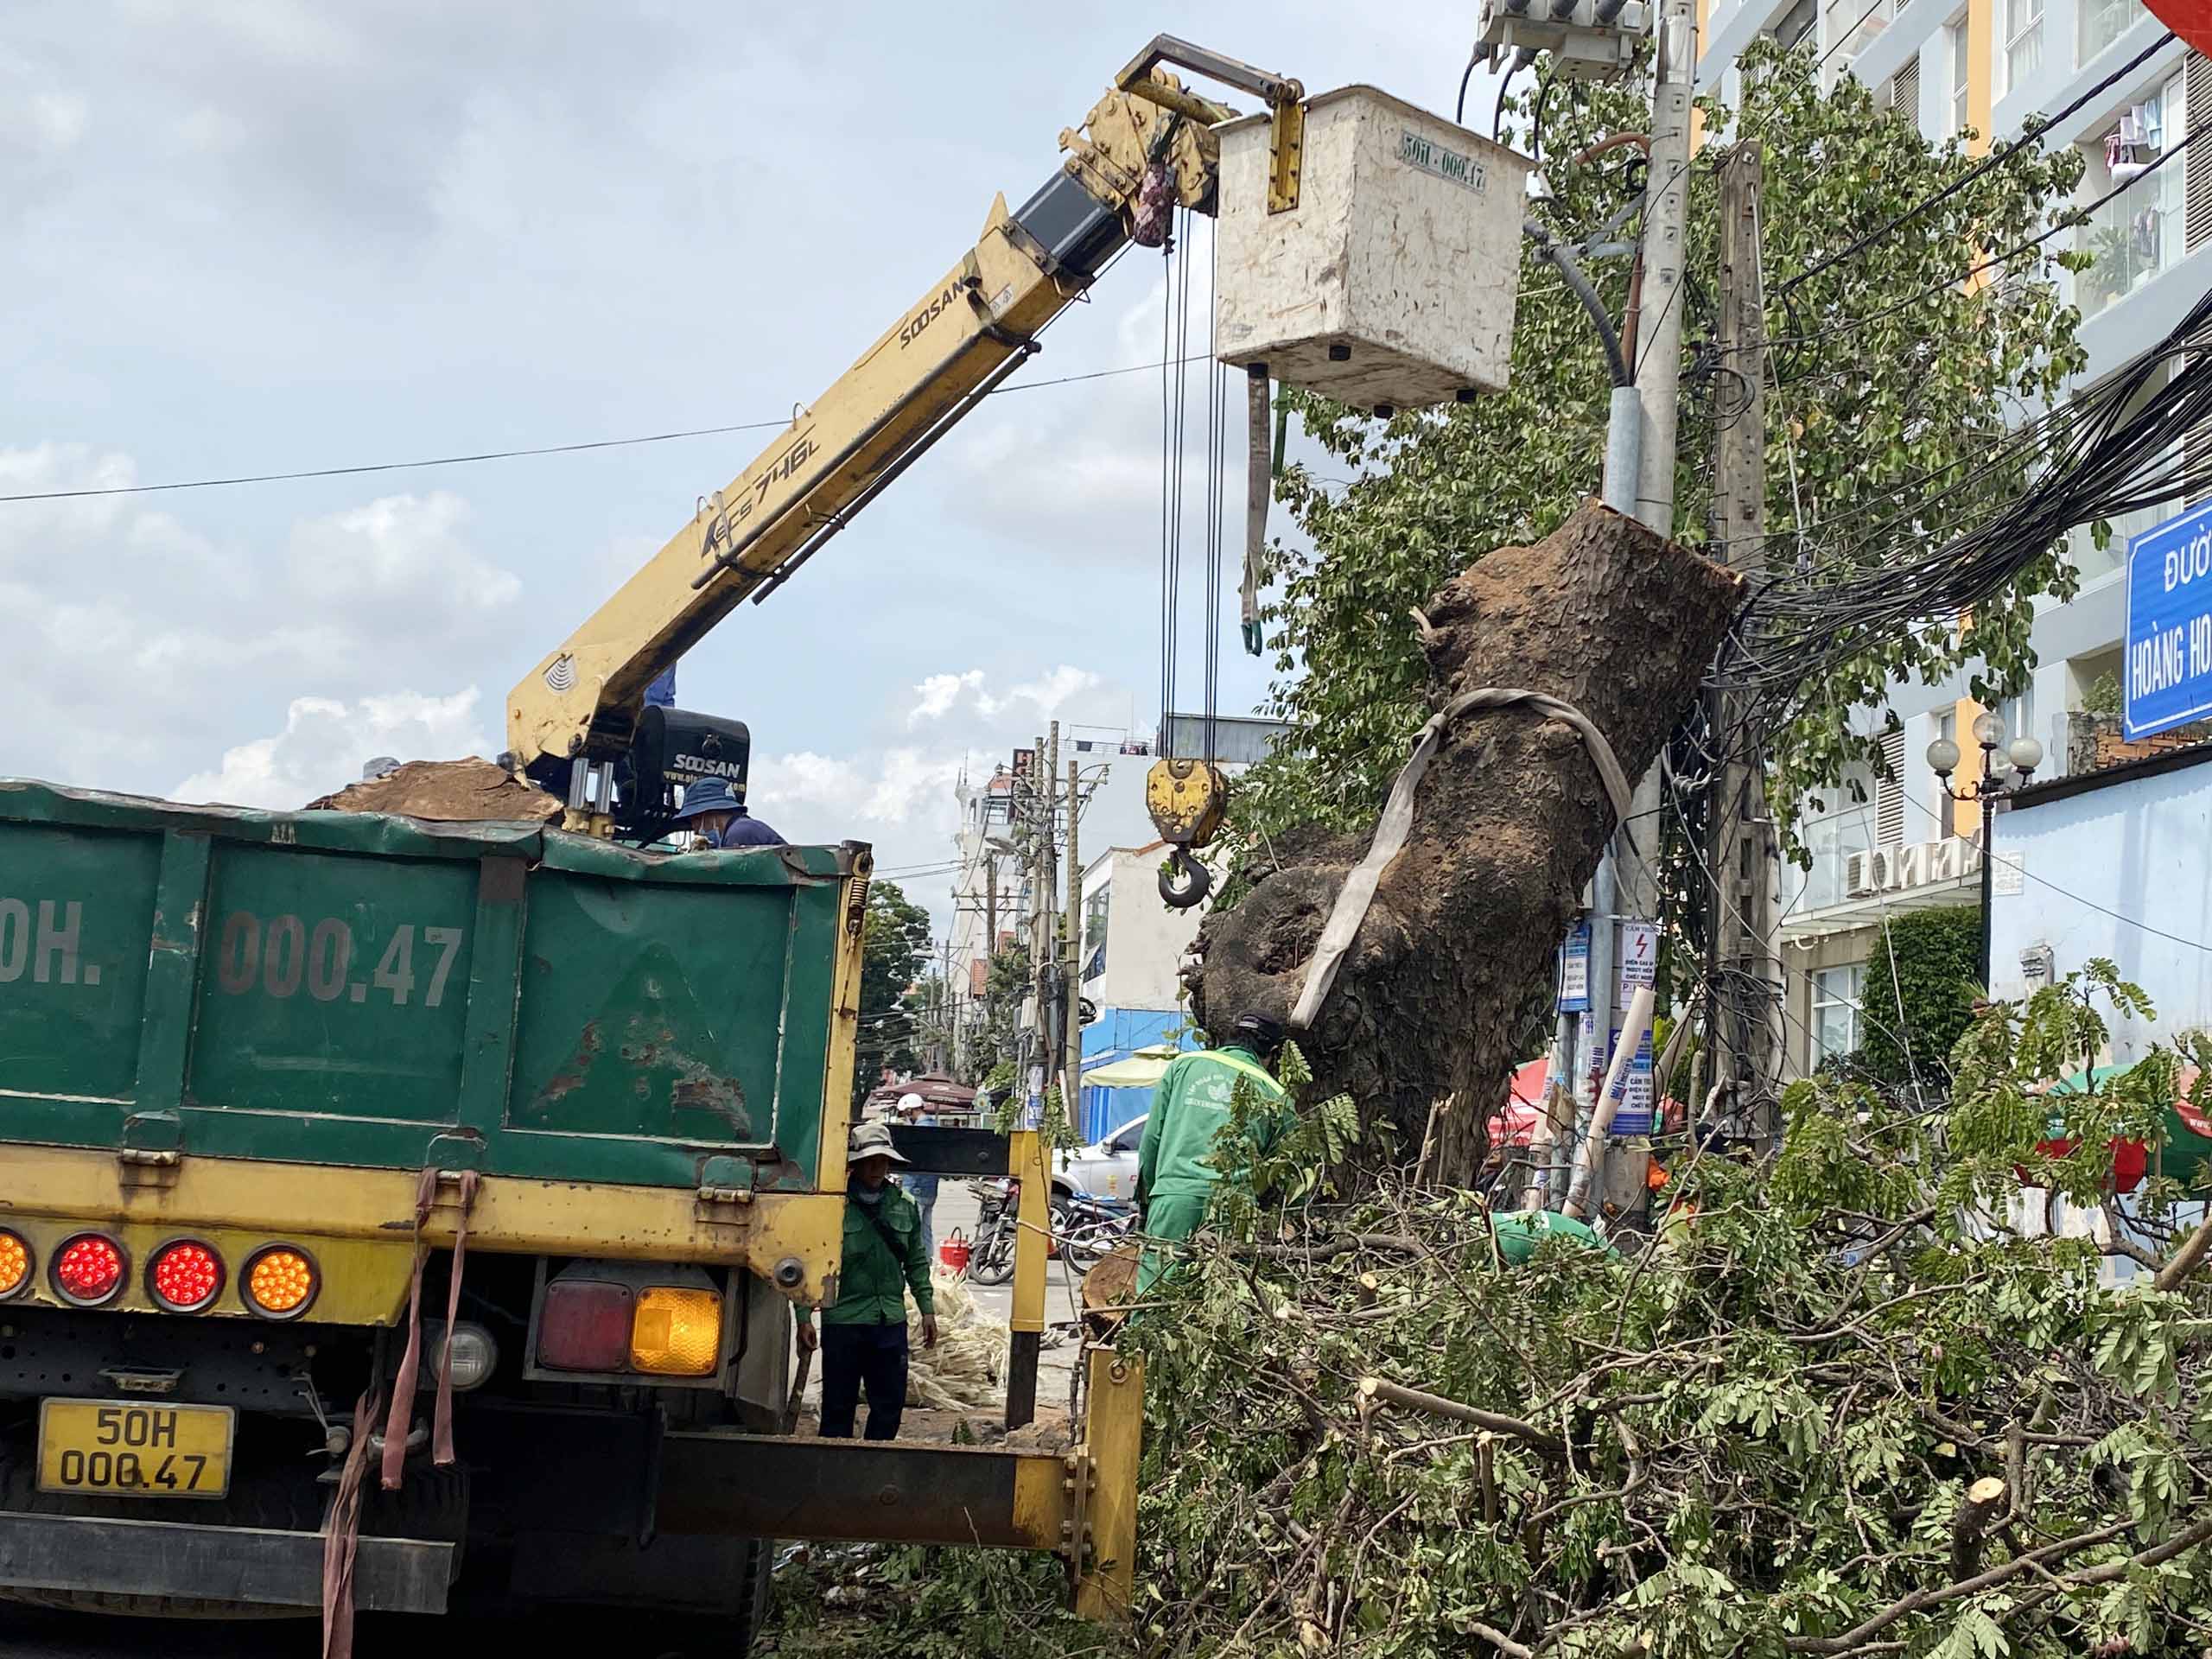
[{"xmin": 1158, "ymin": 845, "xmax": 1213, "ymax": 909}]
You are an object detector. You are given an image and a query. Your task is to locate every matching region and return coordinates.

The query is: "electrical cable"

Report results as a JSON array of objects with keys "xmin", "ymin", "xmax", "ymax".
[
  {"xmin": 1457, "ymin": 54, "xmax": 1483, "ymax": 125},
  {"xmin": 1778, "ymin": 29, "xmax": 2178, "ymax": 298},
  {"xmin": 1, "ymin": 354, "xmax": 1221, "ymax": 505},
  {"xmin": 1493, "ymin": 62, "xmax": 1522, "ymax": 143}
]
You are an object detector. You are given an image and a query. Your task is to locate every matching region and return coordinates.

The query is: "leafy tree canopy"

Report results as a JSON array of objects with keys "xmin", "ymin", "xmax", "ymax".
[{"xmin": 854, "ymin": 879, "xmax": 931, "ymax": 1106}]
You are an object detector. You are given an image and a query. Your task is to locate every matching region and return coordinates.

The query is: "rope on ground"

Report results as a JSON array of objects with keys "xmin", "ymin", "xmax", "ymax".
[{"xmin": 1289, "ymin": 685, "xmax": 1632, "ymax": 1032}]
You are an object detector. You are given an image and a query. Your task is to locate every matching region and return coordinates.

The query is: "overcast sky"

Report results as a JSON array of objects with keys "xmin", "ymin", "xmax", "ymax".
[{"xmin": 3, "ymin": 3, "xmax": 1495, "ymax": 926}]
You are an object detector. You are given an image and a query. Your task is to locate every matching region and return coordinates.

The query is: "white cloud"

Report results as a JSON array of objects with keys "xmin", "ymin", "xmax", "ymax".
[
  {"xmin": 288, "ymin": 492, "xmax": 521, "ymax": 616},
  {"xmin": 171, "ymin": 687, "xmax": 492, "ymax": 808},
  {"xmin": 908, "ymin": 669, "xmax": 983, "ymax": 727},
  {"xmin": 0, "ymin": 444, "xmax": 521, "ymax": 798},
  {"xmin": 861, "ymin": 747, "xmax": 964, "ymax": 825},
  {"xmin": 1007, "ymin": 665, "xmax": 1101, "ymax": 718}
]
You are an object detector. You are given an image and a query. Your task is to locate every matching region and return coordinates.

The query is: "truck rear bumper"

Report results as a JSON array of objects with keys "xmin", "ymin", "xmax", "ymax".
[{"xmin": 0, "ymin": 1511, "xmax": 454, "ymax": 1616}]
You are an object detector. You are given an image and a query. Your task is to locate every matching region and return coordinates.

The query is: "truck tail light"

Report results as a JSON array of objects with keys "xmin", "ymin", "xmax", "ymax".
[
  {"xmin": 0, "ymin": 1231, "xmax": 29, "ymax": 1300},
  {"xmin": 538, "ymin": 1280, "xmax": 633, "ymax": 1371},
  {"xmin": 243, "ymin": 1246, "xmax": 318, "ymax": 1318},
  {"xmin": 149, "ymin": 1241, "xmax": 224, "ymax": 1312},
  {"xmin": 52, "ymin": 1235, "xmax": 125, "ymax": 1305},
  {"xmin": 631, "ymin": 1287, "xmax": 721, "ymax": 1376}
]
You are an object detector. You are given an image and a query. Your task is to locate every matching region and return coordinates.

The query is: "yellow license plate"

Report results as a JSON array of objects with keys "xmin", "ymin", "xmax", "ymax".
[{"xmin": 37, "ymin": 1400, "xmax": 234, "ymax": 1499}]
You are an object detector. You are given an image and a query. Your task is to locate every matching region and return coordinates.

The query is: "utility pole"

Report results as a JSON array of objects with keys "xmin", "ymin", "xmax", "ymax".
[
  {"xmin": 1617, "ymin": 0, "xmax": 1698, "ymax": 933},
  {"xmin": 1707, "ymin": 143, "xmax": 1783, "ymax": 1133},
  {"xmin": 1063, "ymin": 760, "xmax": 1083, "ymax": 1141},
  {"xmin": 1547, "ymin": 0, "xmax": 1696, "ymax": 1214},
  {"xmin": 1033, "ymin": 722, "xmax": 1059, "ymax": 1126}
]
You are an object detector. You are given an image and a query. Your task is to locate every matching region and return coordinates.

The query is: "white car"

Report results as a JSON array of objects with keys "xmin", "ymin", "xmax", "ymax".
[{"xmin": 1053, "ymin": 1114, "xmax": 1147, "ymax": 1204}]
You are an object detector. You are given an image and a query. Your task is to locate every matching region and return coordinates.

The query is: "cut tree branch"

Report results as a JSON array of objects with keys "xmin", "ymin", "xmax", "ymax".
[
  {"xmin": 1357, "ymin": 1376, "xmax": 1571, "ymax": 1461},
  {"xmin": 2155, "ymin": 1220, "xmax": 2212, "ymax": 1292}
]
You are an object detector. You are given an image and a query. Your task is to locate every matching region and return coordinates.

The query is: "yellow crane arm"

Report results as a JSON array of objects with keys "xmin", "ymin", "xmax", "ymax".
[{"xmin": 506, "ymin": 38, "xmax": 1302, "ymax": 789}]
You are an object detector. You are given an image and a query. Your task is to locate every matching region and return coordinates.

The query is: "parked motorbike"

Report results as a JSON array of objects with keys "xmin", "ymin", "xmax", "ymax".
[
  {"xmin": 966, "ymin": 1176, "xmax": 1020, "ymax": 1286},
  {"xmin": 1058, "ymin": 1190, "xmax": 1138, "ymax": 1273}
]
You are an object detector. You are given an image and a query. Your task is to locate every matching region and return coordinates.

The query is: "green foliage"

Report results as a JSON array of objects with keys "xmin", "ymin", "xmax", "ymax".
[
  {"xmin": 854, "ymin": 879, "xmax": 931, "ymax": 1107},
  {"xmin": 764, "ymin": 1546, "xmax": 1122, "ymax": 1659},
  {"xmin": 1855, "ymin": 905, "xmax": 1985, "ymax": 1084},
  {"xmin": 1104, "ymin": 970, "xmax": 2212, "ymax": 1658},
  {"xmin": 966, "ymin": 944, "xmax": 1033, "ymax": 1080},
  {"xmin": 1230, "ymin": 41, "xmax": 2087, "ymax": 863},
  {"xmin": 782, "ymin": 973, "xmax": 2212, "ymax": 1659}
]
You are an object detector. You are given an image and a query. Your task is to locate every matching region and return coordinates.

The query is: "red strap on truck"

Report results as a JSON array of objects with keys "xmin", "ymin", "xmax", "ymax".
[
  {"xmin": 378, "ymin": 1167, "xmax": 481, "ymax": 1490},
  {"xmin": 320, "ymin": 1382, "xmax": 381, "ymax": 1659}
]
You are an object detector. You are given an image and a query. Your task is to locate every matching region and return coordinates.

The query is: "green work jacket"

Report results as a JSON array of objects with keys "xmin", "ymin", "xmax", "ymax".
[
  {"xmin": 1137, "ymin": 1046, "xmax": 1293, "ymax": 1208},
  {"xmin": 807, "ymin": 1183, "xmax": 935, "ymax": 1327}
]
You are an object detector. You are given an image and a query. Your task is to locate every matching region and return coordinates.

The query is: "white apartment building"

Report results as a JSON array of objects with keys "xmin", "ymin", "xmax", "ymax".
[{"xmin": 1696, "ymin": 0, "xmax": 2211, "ymax": 1073}]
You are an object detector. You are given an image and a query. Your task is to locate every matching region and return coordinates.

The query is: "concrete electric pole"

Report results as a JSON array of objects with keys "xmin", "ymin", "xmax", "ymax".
[
  {"xmin": 1707, "ymin": 143, "xmax": 1783, "ymax": 1131},
  {"xmin": 1063, "ymin": 760, "xmax": 1083, "ymax": 1138},
  {"xmin": 1543, "ymin": 0, "xmax": 1696, "ymax": 1214}
]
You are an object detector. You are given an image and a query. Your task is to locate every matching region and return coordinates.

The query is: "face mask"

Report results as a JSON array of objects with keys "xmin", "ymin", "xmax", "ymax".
[{"xmin": 852, "ymin": 1185, "xmax": 884, "ymax": 1205}]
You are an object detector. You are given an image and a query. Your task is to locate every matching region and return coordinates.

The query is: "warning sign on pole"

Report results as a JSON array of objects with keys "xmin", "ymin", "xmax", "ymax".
[{"xmin": 1617, "ymin": 918, "xmax": 1658, "ymax": 997}]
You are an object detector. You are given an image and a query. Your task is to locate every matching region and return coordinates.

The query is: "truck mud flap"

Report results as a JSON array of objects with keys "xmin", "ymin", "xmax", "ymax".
[{"xmin": 0, "ymin": 1512, "xmax": 454, "ymax": 1616}]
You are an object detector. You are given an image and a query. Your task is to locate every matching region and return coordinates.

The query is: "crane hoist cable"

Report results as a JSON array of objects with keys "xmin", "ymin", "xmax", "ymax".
[{"xmin": 1148, "ymin": 205, "xmax": 1231, "ymax": 908}]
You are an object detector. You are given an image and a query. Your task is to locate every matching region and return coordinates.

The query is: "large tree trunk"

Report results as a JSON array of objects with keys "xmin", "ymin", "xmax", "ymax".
[{"xmin": 1189, "ymin": 501, "xmax": 1742, "ymax": 1185}]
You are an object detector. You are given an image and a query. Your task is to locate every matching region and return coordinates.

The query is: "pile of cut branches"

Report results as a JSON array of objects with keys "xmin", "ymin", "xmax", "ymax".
[
  {"xmin": 769, "ymin": 967, "xmax": 2212, "ymax": 1657},
  {"xmin": 1118, "ymin": 966, "xmax": 2212, "ymax": 1658}
]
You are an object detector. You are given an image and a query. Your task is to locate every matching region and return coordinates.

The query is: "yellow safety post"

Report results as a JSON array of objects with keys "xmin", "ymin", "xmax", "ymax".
[
  {"xmin": 1006, "ymin": 1128, "xmax": 1050, "ymax": 1428},
  {"xmin": 1073, "ymin": 1346, "xmax": 1145, "ymax": 1622}
]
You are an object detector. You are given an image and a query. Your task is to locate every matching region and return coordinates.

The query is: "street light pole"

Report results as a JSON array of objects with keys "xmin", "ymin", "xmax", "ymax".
[{"xmin": 1928, "ymin": 712, "xmax": 2045, "ymax": 991}]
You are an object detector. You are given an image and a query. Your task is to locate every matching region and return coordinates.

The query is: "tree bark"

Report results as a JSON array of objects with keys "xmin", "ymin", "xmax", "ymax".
[{"xmin": 1189, "ymin": 501, "xmax": 1742, "ymax": 1183}]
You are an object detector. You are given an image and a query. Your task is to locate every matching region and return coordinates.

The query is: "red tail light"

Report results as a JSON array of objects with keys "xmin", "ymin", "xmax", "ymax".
[
  {"xmin": 537, "ymin": 1279, "xmax": 633, "ymax": 1371},
  {"xmin": 53, "ymin": 1235, "xmax": 125, "ymax": 1305},
  {"xmin": 149, "ymin": 1241, "xmax": 224, "ymax": 1312}
]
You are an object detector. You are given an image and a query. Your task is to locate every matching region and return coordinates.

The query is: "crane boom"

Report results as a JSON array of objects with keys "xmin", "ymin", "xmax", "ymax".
[{"xmin": 507, "ymin": 40, "xmax": 1304, "ymax": 829}]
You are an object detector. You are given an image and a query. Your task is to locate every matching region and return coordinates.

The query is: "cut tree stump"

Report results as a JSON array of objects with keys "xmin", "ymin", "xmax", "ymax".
[{"xmin": 1188, "ymin": 501, "xmax": 1742, "ymax": 1185}]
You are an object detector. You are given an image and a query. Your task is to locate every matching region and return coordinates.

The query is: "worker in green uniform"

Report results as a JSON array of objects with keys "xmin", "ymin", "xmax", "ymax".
[
  {"xmin": 1135, "ymin": 1012, "xmax": 1294, "ymax": 1292},
  {"xmin": 796, "ymin": 1120, "xmax": 937, "ymax": 1440}
]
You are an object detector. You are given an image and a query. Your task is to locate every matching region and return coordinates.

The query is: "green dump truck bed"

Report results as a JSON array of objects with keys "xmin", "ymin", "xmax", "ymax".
[{"xmin": 0, "ymin": 779, "xmax": 862, "ymax": 1195}]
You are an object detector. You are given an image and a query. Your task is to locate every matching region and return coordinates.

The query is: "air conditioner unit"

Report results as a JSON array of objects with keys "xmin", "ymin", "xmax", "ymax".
[{"xmin": 1845, "ymin": 850, "xmax": 1889, "ymax": 898}]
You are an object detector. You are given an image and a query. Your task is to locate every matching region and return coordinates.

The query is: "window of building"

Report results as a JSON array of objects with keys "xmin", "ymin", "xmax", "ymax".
[
  {"xmin": 2078, "ymin": 75, "xmax": 2186, "ymax": 317},
  {"xmin": 1082, "ymin": 883, "xmax": 1110, "ymax": 982},
  {"xmin": 2079, "ymin": 0, "xmax": 2143, "ymax": 66},
  {"xmin": 2001, "ymin": 0, "xmax": 2044, "ymax": 93},
  {"xmin": 1775, "ymin": 0, "xmax": 1817, "ymax": 49},
  {"xmin": 1874, "ymin": 728, "xmax": 1907, "ymax": 845},
  {"xmin": 1823, "ymin": 0, "xmax": 1887, "ymax": 79},
  {"xmin": 1811, "ymin": 963, "xmax": 1866, "ymax": 1064},
  {"xmin": 1948, "ymin": 17, "xmax": 1971, "ymax": 136}
]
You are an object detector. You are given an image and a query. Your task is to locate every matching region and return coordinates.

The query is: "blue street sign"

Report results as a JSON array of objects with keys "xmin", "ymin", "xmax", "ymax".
[
  {"xmin": 2124, "ymin": 500, "xmax": 2212, "ymax": 740},
  {"xmin": 1558, "ymin": 919, "xmax": 1592, "ymax": 1013}
]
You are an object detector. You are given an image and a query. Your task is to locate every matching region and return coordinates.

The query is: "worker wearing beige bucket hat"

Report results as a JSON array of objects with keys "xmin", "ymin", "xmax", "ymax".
[{"xmin": 796, "ymin": 1120, "xmax": 938, "ymax": 1439}]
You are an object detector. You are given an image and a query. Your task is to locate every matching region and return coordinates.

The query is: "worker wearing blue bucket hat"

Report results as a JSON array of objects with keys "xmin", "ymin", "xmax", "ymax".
[{"xmin": 672, "ymin": 776, "xmax": 785, "ymax": 849}]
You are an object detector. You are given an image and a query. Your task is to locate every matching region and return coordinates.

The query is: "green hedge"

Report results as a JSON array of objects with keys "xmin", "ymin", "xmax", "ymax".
[{"xmin": 1855, "ymin": 906, "xmax": 1982, "ymax": 1082}]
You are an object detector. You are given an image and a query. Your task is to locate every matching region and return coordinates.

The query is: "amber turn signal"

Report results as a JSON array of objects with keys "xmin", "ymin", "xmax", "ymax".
[{"xmin": 244, "ymin": 1246, "xmax": 318, "ymax": 1318}]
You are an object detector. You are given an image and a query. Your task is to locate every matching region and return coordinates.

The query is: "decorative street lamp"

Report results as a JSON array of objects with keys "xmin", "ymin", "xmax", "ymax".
[{"xmin": 1926, "ymin": 712, "xmax": 2044, "ymax": 988}]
